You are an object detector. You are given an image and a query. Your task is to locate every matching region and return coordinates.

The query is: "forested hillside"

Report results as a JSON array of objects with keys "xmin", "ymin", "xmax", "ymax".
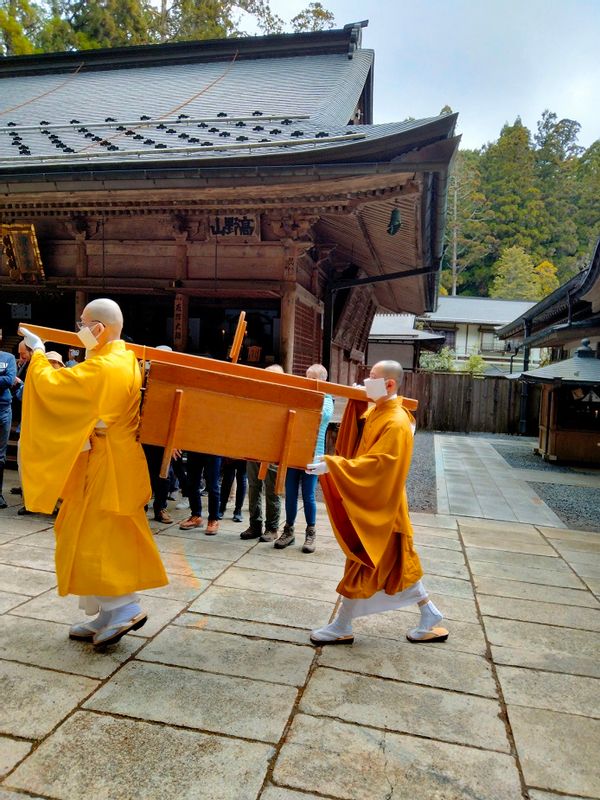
[{"xmin": 443, "ymin": 110, "xmax": 599, "ymax": 299}]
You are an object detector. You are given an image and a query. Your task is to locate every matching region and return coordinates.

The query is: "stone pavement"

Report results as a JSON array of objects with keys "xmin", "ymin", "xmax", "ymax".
[
  {"xmin": 1, "ymin": 465, "xmax": 599, "ymax": 800},
  {"xmin": 434, "ymin": 434, "xmax": 600, "ymax": 526}
]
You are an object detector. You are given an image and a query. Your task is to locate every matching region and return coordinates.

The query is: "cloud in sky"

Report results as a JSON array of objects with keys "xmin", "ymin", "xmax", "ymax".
[{"xmin": 262, "ymin": 0, "xmax": 600, "ymax": 149}]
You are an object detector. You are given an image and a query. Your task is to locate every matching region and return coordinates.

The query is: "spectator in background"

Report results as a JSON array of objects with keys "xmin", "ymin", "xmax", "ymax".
[
  {"xmin": 240, "ymin": 364, "xmax": 283, "ymax": 542},
  {"xmin": 0, "ymin": 334, "xmax": 17, "ymax": 509},
  {"xmin": 277, "ymin": 364, "xmax": 334, "ymax": 553},
  {"xmin": 219, "ymin": 458, "xmax": 246, "ymax": 522}
]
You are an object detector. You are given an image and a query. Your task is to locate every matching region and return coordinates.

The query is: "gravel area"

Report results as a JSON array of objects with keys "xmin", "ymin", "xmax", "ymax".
[
  {"xmin": 407, "ymin": 431, "xmax": 436, "ymax": 513},
  {"xmin": 491, "ymin": 441, "xmax": 600, "ymax": 476},
  {"xmin": 527, "ymin": 482, "xmax": 600, "ymax": 532}
]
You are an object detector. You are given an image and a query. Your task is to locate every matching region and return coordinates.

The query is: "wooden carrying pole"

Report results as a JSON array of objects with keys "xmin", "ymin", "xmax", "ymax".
[{"xmin": 19, "ymin": 323, "xmax": 418, "ymax": 411}]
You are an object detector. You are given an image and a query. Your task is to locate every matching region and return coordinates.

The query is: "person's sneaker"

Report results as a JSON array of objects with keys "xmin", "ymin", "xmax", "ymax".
[
  {"xmin": 259, "ymin": 529, "xmax": 279, "ymax": 542},
  {"xmin": 205, "ymin": 519, "xmax": 219, "ymax": 535},
  {"xmin": 274, "ymin": 524, "xmax": 295, "ymax": 549},
  {"xmin": 175, "ymin": 498, "xmax": 190, "ymax": 510},
  {"xmin": 10, "ymin": 487, "xmax": 22, "ymax": 495},
  {"xmin": 302, "ymin": 525, "xmax": 316, "ymax": 553},
  {"xmin": 154, "ymin": 509, "xmax": 173, "ymax": 524},
  {"xmin": 17, "ymin": 506, "xmax": 32, "ymax": 515},
  {"xmin": 232, "ymin": 512, "xmax": 243, "ymax": 523},
  {"xmin": 217, "ymin": 510, "xmax": 224, "ymax": 520},
  {"xmin": 240, "ymin": 526, "xmax": 262, "ymax": 540},
  {"xmin": 0, "ymin": 495, "xmax": 7, "ymax": 510},
  {"xmin": 179, "ymin": 515, "xmax": 203, "ymax": 530}
]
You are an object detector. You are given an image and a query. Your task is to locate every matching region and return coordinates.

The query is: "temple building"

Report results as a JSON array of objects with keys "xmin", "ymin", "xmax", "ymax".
[{"xmin": 0, "ymin": 22, "xmax": 458, "ymax": 380}]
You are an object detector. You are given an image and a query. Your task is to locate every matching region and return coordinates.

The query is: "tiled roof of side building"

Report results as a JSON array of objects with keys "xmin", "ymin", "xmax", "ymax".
[{"xmin": 420, "ymin": 297, "xmax": 537, "ymax": 326}]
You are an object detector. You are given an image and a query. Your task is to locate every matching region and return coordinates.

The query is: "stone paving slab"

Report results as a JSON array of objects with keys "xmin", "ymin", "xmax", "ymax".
[
  {"xmin": 563, "ymin": 560, "xmax": 600, "ymax": 581},
  {"xmin": 353, "ymin": 609, "xmax": 488, "ymax": 656},
  {"xmin": 417, "ymin": 543, "xmax": 466, "ymax": 565},
  {"xmin": 464, "ymin": 546, "xmax": 564, "ymax": 571},
  {"xmin": 273, "ymin": 714, "xmax": 522, "ymax": 800},
  {"xmin": 537, "ymin": 526, "xmax": 600, "ymax": 543},
  {"xmin": 479, "ymin": 594, "xmax": 600, "ymax": 631},
  {"xmin": 249, "ymin": 542, "xmax": 347, "ymax": 567},
  {"xmin": 468, "ymin": 559, "xmax": 586, "ymax": 588},
  {"xmin": 10, "ymin": 588, "xmax": 187, "ymax": 639},
  {"xmin": 318, "ymin": 634, "xmax": 497, "ymax": 697},
  {"xmin": 0, "ymin": 592, "xmax": 27, "ymax": 614},
  {"xmin": 173, "ymin": 612, "xmax": 310, "ymax": 644},
  {"xmin": 214, "ymin": 565, "xmax": 339, "ymax": 603},
  {"xmin": 412, "ymin": 531, "xmax": 463, "ymax": 551},
  {"xmin": 157, "ymin": 550, "xmax": 230, "ymax": 579},
  {"xmin": 483, "ymin": 616, "xmax": 599, "ymax": 659},
  {"xmin": 550, "ymin": 538, "xmax": 600, "ymax": 555},
  {"xmin": 138, "ymin": 571, "xmax": 207, "ymax": 602},
  {"xmin": 0, "ymin": 563, "xmax": 57, "ymax": 596},
  {"xmin": 235, "ymin": 552, "xmax": 343, "ymax": 582},
  {"xmin": 154, "ymin": 532, "xmax": 252, "ymax": 561},
  {"xmin": 0, "ymin": 542, "xmax": 56, "ymax": 572},
  {"xmin": 85, "ymin": 660, "xmax": 297, "ymax": 743},
  {"xmin": 528, "ymin": 791, "xmax": 592, "ymax": 800},
  {"xmin": 6, "ymin": 711, "xmax": 273, "ymax": 800},
  {"xmin": 0, "ymin": 660, "xmax": 97, "ymax": 738},
  {"xmin": 410, "ymin": 512, "xmax": 458, "ymax": 529},
  {"xmin": 138, "ymin": 625, "xmax": 314, "ymax": 686},
  {"xmin": 411, "ymin": 523, "xmax": 460, "ymax": 540},
  {"xmin": 491, "ymin": 644, "xmax": 600, "ymax": 680},
  {"xmin": 418, "ymin": 555, "xmax": 470, "ymax": 581},
  {"xmin": 508, "ymin": 705, "xmax": 600, "ymax": 797},
  {"xmin": 300, "ymin": 666, "xmax": 509, "ymax": 751},
  {"xmin": 12, "ymin": 529, "xmax": 55, "ymax": 549},
  {"xmin": 421, "ymin": 573, "xmax": 475, "ymax": 599},
  {"xmin": 261, "ymin": 787, "xmax": 324, "ymax": 800},
  {"xmin": 459, "ymin": 528, "xmax": 556, "ymax": 556},
  {"xmin": 497, "ymin": 665, "xmax": 600, "ymax": 718},
  {"xmin": 474, "ymin": 575, "xmax": 600, "ymax": 608},
  {"xmin": 189, "ymin": 585, "xmax": 335, "ymax": 630},
  {"xmin": 0, "ymin": 738, "xmax": 30, "ymax": 780},
  {"xmin": 0, "ymin": 615, "xmax": 142, "ymax": 679}
]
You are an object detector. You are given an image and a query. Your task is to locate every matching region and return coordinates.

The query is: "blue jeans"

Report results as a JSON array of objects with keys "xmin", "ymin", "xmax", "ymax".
[
  {"xmin": 285, "ymin": 467, "xmax": 317, "ymax": 527},
  {"xmin": 186, "ymin": 452, "xmax": 221, "ymax": 521},
  {"xmin": 0, "ymin": 404, "xmax": 11, "ymax": 466}
]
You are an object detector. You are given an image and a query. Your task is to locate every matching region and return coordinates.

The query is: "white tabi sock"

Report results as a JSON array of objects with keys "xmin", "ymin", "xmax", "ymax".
[{"xmin": 418, "ymin": 600, "xmax": 443, "ymax": 632}]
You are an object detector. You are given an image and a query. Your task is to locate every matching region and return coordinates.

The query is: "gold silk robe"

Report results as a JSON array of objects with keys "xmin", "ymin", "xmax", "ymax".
[
  {"xmin": 21, "ymin": 342, "xmax": 168, "ymax": 597},
  {"xmin": 320, "ymin": 396, "xmax": 423, "ymax": 599}
]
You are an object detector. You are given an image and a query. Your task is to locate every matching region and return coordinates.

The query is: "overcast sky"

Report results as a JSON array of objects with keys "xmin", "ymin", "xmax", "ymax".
[{"xmin": 243, "ymin": 0, "xmax": 600, "ymax": 150}]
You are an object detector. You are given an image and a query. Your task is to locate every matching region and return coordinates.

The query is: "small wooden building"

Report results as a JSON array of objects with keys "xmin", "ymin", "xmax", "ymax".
[
  {"xmin": 0, "ymin": 23, "xmax": 458, "ymax": 381},
  {"xmin": 521, "ymin": 340, "xmax": 600, "ymax": 463}
]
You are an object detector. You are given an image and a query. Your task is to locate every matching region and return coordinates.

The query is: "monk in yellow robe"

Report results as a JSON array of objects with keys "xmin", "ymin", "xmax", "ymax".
[
  {"xmin": 20, "ymin": 298, "xmax": 168, "ymax": 648},
  {"xmin": 307, "ymin": 360, "xmax": 448, "ymax": 645}
]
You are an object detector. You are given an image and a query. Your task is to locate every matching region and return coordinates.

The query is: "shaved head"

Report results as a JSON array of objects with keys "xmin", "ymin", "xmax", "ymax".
[
  {"xmin": 82, "ymin": 299, "xmax": 123, "ymax": 335},
  {"xmin": 370, "ymin": 360, "xmax": 403, "ymax": 391}
]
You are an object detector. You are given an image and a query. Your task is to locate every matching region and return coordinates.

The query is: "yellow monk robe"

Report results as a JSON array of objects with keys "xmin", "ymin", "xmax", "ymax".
[
  {"xmin": 20, "ymin": 342, "xmax": 168, "ymax": 597},
  {"xmin": 319, "ymin": 396, "xmax": 423, "ymax": 599}
]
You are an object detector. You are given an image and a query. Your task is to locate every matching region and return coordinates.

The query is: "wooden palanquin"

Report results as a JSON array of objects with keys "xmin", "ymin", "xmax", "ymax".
[{"xmin": 140, "ymin": 360, "xmax": 324, "ymax": 476}]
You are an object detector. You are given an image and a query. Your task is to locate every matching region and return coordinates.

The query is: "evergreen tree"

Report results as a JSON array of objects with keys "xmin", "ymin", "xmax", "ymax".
[
  {"xmin": 490, "ymin": 245, "xmax": 539, "ymax": 300},
  {"xmin": 442, "ymin": 149, "xmax": 494, "ymax": 295},
  {"xmin": 479, "ymin": 119, "xmax": 550, "ymax": 265},
  {"xmin": 533, "ymin": 259, "xmax": 559, "ymax": 298},
  {"xmin": 0, "ymin": 0, "xmax": 42, "ymax": 55}
]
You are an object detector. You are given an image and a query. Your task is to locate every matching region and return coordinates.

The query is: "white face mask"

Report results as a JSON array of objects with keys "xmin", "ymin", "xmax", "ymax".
[
  {"xmin": 364, "ymin": 377, "xmax": 388, "ymax": 401},
  {"xmin": 77, "ymin": 326, "xmax": 99, "ymax": 349}
]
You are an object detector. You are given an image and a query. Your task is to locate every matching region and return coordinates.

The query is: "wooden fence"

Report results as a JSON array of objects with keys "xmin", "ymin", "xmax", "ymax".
[{"xmin": 400, "ymin": 372, "xmax": 540, "ymax": 434}]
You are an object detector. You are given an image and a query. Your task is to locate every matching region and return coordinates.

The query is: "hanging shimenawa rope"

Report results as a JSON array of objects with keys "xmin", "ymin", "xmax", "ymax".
[
  {"xmin": 77, "ymin": 49, "xmax": 239, "ymax": 153},
  {"xmin": 0, "ymin": 62, "xmax": 85, "ymax": 116}
]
